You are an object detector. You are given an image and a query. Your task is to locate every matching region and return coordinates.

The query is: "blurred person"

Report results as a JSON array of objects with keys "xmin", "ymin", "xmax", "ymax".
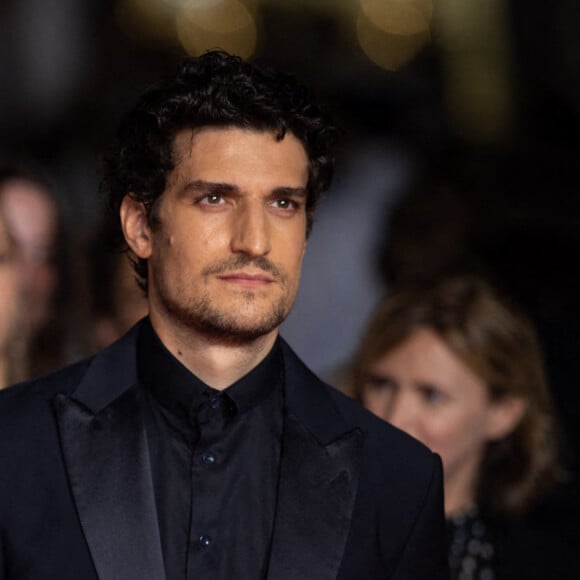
[
  {"xmin": 0, "ymin": 166, "xmax": 59, "ymax": 335},
  {"xmin": 0, "ymin": 51, "xmax": 448, "ymax": 580},
  {"xmin": 0, "ymin": 210, "xmax": 25, "ymax": 388},
  {"xmin": 353, "ymin": 276, "xmax": 570, "ymax": 579},
  {"xmin": 0, "ymin": 163, "xmax": 78, "ymax": 376},
  {"xmin": 86, "ymin": 220, "xmax": 148, "ymax": 350}
]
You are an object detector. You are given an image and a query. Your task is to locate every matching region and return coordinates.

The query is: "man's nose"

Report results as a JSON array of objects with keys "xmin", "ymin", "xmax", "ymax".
[{"xmin": 230, "ymin": 203, "xmax": 271, "ymax": 257}]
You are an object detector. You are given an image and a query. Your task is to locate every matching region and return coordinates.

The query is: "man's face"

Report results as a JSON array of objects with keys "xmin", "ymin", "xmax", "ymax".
[{"xmin": 125, "ymin": 127, "xmax": 309, "ymax": 343}]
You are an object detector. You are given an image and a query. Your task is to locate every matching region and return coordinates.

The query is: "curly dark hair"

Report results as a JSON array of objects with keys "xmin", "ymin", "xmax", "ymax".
[{"xmin": 101, "ymin": 50, "xmax": 340, "ymax": 289}]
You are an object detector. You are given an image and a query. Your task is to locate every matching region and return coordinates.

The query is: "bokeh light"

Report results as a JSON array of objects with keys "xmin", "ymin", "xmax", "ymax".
[
  {"xmin": 356, "ymin": 0, "xmax": 432, "ymax": 70},
  {"xmin": 176, "ymin": 0, "xmax": 257, "ymax": 58},
  {"xmin": 360, "ymin": 0, "xmax": 432, "ymax": 36},
  {"xmin": 436, "ymin": 0, "xmax": 514, "ymax": 142}
]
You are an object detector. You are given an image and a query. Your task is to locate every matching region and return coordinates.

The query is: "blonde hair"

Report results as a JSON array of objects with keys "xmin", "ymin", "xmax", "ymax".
[{"xmin": 353, "ymin": 276, "xmax": 561, "ymax": 516}]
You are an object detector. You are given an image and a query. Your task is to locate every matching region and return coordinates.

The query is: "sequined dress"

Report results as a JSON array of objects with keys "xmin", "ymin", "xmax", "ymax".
[{"xmin": 447, "ymin": 505, "xmax": 496, "ymax": 580}]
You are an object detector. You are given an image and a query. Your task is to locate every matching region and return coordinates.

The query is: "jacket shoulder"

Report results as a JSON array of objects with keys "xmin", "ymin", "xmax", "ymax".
[
  {"xmin": 0, "ymin": 358, "xmax": 92, "ymax": 427},
  {"xmin": 280, "ymin": 337, "xmax": 437, "ymax": 469},
  {"xmin": 325, "ymin": 382, "xmax": 443, "ymax": 510},
  {"xmin": 327, "ymin": 382, "xmax": 435, "ymax": 462}
]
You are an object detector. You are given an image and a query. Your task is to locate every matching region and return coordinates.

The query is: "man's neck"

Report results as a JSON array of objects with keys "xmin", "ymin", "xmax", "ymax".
[{"xmin": 148, "ymin": 312, "xmax": 279, "ymax": 390}]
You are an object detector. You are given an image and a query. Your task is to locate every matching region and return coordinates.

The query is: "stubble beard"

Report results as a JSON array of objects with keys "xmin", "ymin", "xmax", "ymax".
[
  {"xmin": 151, "ymin": 253, "xmax": 300, "ymax": 345},
  {"xmin": 155, "ymin": 273, "xmax": 294, "ymax": 345},
  {"xmin": 170, "ymin": 290, "xmax": 290, "ymax": 343},
  {"xmin": 160, "ymin": 290, "xmax": 291, "ymax": 345}
]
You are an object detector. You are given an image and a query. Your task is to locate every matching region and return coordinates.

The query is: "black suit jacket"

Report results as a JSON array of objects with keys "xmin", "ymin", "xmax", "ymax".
[{"xmin": 0, "ymin": 323, "xmax": 448, "ymax": 579}]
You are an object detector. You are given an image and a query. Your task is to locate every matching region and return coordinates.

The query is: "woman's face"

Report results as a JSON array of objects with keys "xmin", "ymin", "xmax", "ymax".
[
  {"xmin": 0, "ymin": 180, "xmax": 59, "ymax": 335},
  {"xmin": 361, "ymin": 327, "xmax": 518, "ymax": 513},
  {"xmin": 0, "ymin": 216, "xmax": 19, "ymax": 352}
]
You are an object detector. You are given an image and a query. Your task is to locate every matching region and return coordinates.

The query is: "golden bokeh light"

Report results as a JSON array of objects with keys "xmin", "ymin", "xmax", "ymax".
[
  {"xmin": 356, "ymin": 2, "xmax": 431, "ymax": 71},
  {"xmin": 436, "ymin": 0, "xmax": 514, "ymax": 142},
  {"xmin": 176, "ymin": 0, "xmax": 257, "ymax": 58},
  {"xmin": 360, "ymin": 0, "xmax": 432, "ymax": 36}
]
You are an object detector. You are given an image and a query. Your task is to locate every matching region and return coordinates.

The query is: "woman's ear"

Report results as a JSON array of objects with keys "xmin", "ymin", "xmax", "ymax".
[
  {"xmin": 120, "ymin": 195, "xmax": 152, "ymax": 259},
  {"xmin": 485, "ymin": 396, "xmax": 526, "ymax": 441}
]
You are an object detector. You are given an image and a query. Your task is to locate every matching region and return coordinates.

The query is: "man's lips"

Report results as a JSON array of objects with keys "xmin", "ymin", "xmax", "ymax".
[{"xmin": 217, "ymin": 271, "xmax": 274, "ymax": 286}]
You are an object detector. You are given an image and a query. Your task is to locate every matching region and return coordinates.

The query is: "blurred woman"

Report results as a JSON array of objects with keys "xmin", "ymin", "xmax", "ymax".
[
  {"xmin": 0, "ymin": 211, "xmax": 24, "ymax": 388},
  {"xmin": 0, "ymin": 163, "xmax": 84, "ymax": 378},
  {"xmin": 353, "ymin": 276, "xmax": 562, "ymax": 580}
]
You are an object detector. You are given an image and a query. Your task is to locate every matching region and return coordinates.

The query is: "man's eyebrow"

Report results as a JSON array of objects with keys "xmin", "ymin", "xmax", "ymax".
[
  {"xmin": 181, "ymin": 181, "xmax": 307, "ymax": 197},
  {"xmin": 272, "ymin": 186, "xmax": 307, "ymax": 197},
  {"xmin": 182, "ymin": 180, "xmax": 239, "ymax": 195}
]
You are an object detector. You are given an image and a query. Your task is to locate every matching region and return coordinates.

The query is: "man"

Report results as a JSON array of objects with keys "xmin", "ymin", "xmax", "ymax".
[{"xmin": 0, "ymin": 51, "xmax": 448, "ymax": 579}]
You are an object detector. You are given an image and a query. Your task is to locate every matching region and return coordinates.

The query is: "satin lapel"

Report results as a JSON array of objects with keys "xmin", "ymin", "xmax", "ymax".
[
  {"xmin": 266, "ymin": 413, "xmax": 362, "ymax": 580},
  {"xmin": 54, "ymin": 334, "xmax": 165, "ymax": 580}
]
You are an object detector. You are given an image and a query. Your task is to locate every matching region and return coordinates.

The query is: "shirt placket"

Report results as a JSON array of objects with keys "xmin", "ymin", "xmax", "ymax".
[{"xmin": 187, "ymin": 392, "xmax": 230, "ymax": 578}]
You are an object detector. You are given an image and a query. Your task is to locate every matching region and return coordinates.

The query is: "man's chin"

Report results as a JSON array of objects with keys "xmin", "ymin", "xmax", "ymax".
[
  {"xmin": 194, "ymin": 318, "xmax": 281, "ymax": 345},
  {"xmin": 186, "ymin": 306, "xmax": 288, "ymax": 343},
  {"xmin": 158, "ymin": 292, "xmax": 292, "ymax": 343}
]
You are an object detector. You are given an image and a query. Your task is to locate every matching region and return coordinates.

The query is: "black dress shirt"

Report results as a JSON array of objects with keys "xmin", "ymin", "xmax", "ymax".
[{"xmin": 137, "ymin": 319, "xmax": 284, "ymax": 580}]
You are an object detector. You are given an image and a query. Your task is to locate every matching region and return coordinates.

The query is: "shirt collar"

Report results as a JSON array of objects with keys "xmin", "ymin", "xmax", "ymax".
[{"xmin": 137, "ymin": 318, "xmax": 283, "ymax": 424}]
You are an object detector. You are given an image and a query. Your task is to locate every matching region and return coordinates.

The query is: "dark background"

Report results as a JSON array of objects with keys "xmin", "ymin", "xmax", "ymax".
[{"xmin": 2, "ymin": 0, "xmax": 580, "ymax": 476}]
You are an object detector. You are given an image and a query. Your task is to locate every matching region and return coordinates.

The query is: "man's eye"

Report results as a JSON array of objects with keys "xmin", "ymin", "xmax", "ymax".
[
  {"xmin": 203, "ymin": 194, "xmax": 224, "ymax": 204},
  {"xmin": 273, "ymin": 198, "xmax": 298, "ymax": 210},
  {"xmin": 197, "ymin": 193, "xmax": 227, "ymax": 206}
]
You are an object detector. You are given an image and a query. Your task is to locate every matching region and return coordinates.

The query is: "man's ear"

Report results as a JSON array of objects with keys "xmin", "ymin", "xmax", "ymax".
[
  {"xmin": 485, "ymin": 396, "xmax": 526, "ymax": 441},
  {"xmin": 120, "ymin": 195, "xmax": 152, "ymax": 259}
]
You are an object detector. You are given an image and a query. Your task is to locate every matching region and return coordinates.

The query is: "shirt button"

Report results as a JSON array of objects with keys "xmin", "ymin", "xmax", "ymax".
[
  {"xmin": 201, "ymin": 451, "xmax": 216, "ymax": 465},
  {"xmin": 199, "ymin": 534, "xmax": 212, "ymax": 547},
  {"xmin": 209, "ymin": 396, "xmax": 220, "ymax": 409}
]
